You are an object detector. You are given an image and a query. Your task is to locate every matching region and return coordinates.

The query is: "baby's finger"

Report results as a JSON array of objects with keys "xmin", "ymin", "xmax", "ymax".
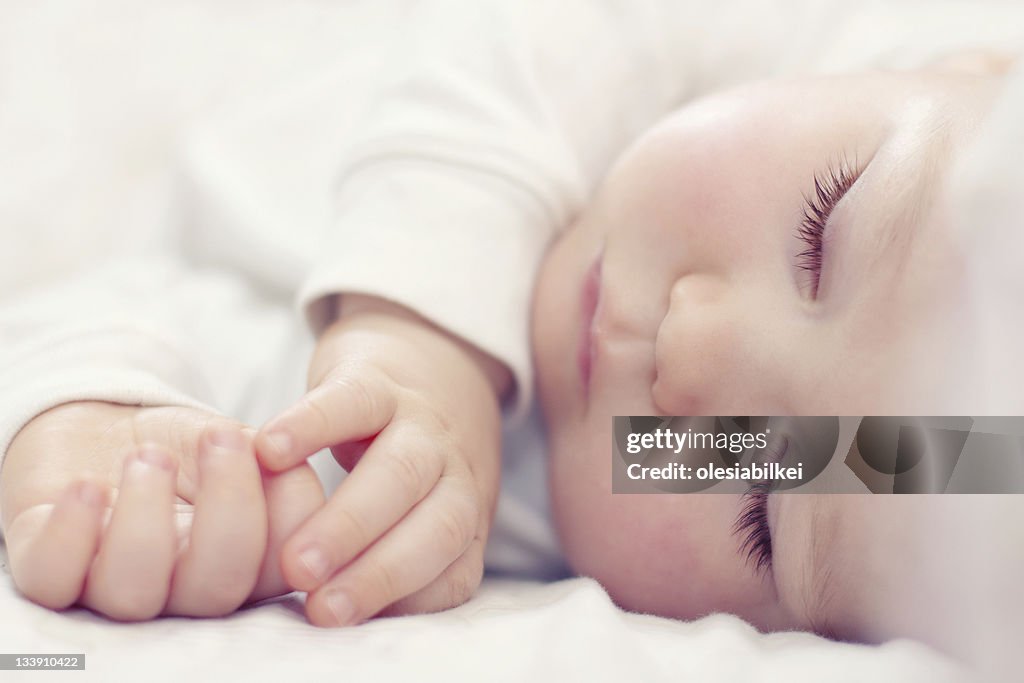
[
  {"xmin": 280, "ymin": 423, "xmax": 444, "ymax": 592},
  {"xmin": 255, "ymin": 371, "xmax": 396, "ymax": 471},
  {"xmin": 304, "ymin": 473, "xmax": 479, "ymax": 627},
  {"xmin": 376, "ymin": 538, "xmax": 485, "ymax": 618},
  {"xmin": 250, "ymin": 462, "xmax": 325, "ymax": 602},
  {"xmin": 5, "ymin": 481, "xmax": 108, "ymax": 610},
  {"xmin": 164, "ymin": 428, "xmax": 267, "ymax": 616},
  {"xmin": 81, "ymin": 445, "xmax": 178, "ymax": 621}
]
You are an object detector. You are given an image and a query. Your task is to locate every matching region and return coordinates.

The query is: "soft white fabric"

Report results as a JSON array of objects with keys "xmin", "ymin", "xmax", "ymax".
[{"xmin": 0, "ymin": 543, "xmax": 965, "ymax": 683}]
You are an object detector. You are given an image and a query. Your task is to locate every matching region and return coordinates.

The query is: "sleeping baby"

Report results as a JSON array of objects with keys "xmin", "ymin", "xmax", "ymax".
[
  {"xmin": 534, "ymin": 53, "xmax": 1024, "ymax": 660},
  {"xmin": 0, "ymin": 1, "xmax": 1021, "ymax": 675}
]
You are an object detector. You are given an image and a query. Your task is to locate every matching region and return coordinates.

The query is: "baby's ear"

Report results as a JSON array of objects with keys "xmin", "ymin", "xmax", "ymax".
[{"xmin": 927, "ymin": 49, "xmax": 1017, "ymax": 77}]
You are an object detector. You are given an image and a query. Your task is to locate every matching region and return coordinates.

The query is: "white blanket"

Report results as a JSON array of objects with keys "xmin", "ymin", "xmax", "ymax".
[{"xmin": 0, "ymin": 544, "xmax": 962, "ymax": 683}]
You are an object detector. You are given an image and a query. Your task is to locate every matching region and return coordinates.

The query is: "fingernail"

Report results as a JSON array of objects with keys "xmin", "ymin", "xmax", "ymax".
[
  {"xmin": 263, "ymin": 430, "xmax": 292, "ymax": 461},
  {"xmin": 326, "ymin": 590, "xmax": 357, "ymax": 626},
  {"xmin": 208, "ymin": 427, "xmax": 245, "ymax": 450},
  {"xmin": 135, "ymin": 445, "xmax": 174, "ymax": 471},
  {"xmin": 75, "ymin": 480, "xmax": 106, "ymax": 507},
  {"xmin": 298, "ymin": 545, "xmax": 330, "ymax": 582}
]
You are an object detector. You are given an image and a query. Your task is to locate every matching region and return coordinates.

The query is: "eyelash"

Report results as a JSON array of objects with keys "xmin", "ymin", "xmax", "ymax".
[
  {"xmin": 734, "ymin": 481, "xmax": 774, "ymax": 575},
  {"xmin": 795, "ymin": 157, "xmax": 860, "ymax": 299}
]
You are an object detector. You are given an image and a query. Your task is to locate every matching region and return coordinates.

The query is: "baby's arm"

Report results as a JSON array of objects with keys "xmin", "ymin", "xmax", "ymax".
[{"xmin": 255, "ymin": 294, "xmax": 508, "ymax": 625}]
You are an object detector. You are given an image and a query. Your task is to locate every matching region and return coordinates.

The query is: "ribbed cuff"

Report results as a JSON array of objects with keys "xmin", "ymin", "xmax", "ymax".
[{"xmin": 298, "ymin": 160, "xmax": 554, "ymax": 423}]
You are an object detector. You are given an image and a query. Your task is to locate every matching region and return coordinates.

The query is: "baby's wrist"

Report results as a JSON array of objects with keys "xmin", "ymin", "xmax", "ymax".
[{"xmin": 326, "ymin": 293, "xmax": 512, "ymax": 401}]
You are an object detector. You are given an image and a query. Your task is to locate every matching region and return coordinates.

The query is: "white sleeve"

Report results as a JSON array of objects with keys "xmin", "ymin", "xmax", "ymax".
[
  {"xmin": 0, "ymin": 259, "xmax": 294, "ymax": 474},
  {"xmin": 297, "ymin": 0, "xmax": 1024, "ymax": 419}
]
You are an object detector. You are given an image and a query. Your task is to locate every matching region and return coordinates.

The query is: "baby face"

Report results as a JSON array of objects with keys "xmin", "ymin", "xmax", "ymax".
[{"xmin": 532, "ymin": 63, "xmax": 1008, "ymax": 637}]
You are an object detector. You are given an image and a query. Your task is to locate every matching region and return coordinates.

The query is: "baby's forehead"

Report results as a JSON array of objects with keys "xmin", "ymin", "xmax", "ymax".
[
  {"xmin": 591, "ymin": 65, "xmax": 989, "ymax": 216},
  {"xmin": 632, "ymin": 65, "xmax": 984, "ymax": 147}
]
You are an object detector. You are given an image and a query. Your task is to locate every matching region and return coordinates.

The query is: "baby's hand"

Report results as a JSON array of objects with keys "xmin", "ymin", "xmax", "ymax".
[
  {"xmin": 0, "ymin": 401, "xmax": 324, "ymax": 620},
  {"xmin": 255, "ymin": 295, "xmax": 507, "ymax": 627}
]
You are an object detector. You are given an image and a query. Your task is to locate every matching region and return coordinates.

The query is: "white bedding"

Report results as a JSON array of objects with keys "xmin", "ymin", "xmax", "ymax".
[{"xmin": 0, "ymin": 544, "xmax": 962, "ymax": 683}]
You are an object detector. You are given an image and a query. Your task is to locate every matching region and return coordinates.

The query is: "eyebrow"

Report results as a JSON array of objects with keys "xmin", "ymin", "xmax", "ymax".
[
  {"xmin": 800, "ymin": 496, "xmax": 841, "ymax": 639},
  {"xmin": 858, "ymin": 113, "xmax": 954, "ymax": 274}
]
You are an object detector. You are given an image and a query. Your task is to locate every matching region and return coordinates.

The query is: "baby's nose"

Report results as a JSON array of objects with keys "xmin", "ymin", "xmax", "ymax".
[{"xmin": 651, "ymin": 273, "xmax": 736, "ymax": 415}]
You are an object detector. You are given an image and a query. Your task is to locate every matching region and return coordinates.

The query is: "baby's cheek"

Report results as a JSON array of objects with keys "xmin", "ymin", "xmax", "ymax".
[
  {"xmin": 548, "ymin": 427, "xmax": 788, "ymax": 628},
  {"xmin": 550, "ymin": 458, "xmax": 694, "ymax": 617}
]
